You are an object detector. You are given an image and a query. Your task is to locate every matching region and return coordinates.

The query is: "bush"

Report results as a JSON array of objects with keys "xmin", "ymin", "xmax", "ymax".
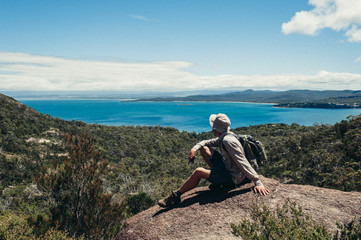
[
  {"xmin": 231, "ymin": 199, "xmax": 331, "ymax": 240},
  {"xmin": 0, "ymin": 211, "xmax": 80, "ymax": 240},
  {"xmin": 126, "ymin": 192, "xmax": 155, "ymax": 215},
  {"xmin": 37, "ymin": 133, "xmax": 127, "ymax": 239},
  {"xmin": 334, "ymin": 217, "xmax": 361, "ymax": 240}
]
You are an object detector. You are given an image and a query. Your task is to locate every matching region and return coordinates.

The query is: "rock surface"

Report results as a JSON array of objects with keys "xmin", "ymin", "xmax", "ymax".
[{"xmin": 115, "ymin": 176, "xmax": 361, "ymax": 240}]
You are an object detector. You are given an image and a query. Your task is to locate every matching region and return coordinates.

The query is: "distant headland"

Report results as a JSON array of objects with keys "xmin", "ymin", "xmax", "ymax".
[{"xmin": 134, "ymin": 89, "xmax": 361, "ymax": 109}]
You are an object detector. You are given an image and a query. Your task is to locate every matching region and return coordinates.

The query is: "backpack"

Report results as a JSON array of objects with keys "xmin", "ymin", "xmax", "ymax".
[{"xmin": 222, "ymin": 134, "xmax": 267, "ymax": 171}]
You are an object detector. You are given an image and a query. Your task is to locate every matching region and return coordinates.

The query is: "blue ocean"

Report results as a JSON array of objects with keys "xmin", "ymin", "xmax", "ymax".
[{"xmin": 20, "ymin": 100, "xmax": 361, "ymax": 132}]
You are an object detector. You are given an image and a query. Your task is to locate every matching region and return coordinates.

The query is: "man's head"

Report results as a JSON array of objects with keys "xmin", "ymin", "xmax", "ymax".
[{"xmin": 209, "ymin": 113, "xmax": 231, "ymax": 134}]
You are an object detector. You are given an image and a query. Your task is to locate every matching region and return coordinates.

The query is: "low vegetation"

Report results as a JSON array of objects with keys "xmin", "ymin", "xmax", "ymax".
[
  {"xmin": 231, "ymin": 200, "xmax": 331, "ymax": 239},
  {"xmin": 231, "ymin": 200, "xmax": 361, "ymax": 240},
  {"xmin": 0, "ymin": 211, "xmax": 82, "ymax": 240}
]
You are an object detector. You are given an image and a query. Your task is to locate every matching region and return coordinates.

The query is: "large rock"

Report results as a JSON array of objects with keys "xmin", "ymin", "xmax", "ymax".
[{"xmin": 115, "ymin": 176, "xmax": 361, "ymax": 240}]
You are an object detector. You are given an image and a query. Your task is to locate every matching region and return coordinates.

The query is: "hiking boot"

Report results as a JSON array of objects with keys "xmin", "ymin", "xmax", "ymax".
[{"xmin": 157, "ymin": 191, "xmax": 181, "ymax": 208}]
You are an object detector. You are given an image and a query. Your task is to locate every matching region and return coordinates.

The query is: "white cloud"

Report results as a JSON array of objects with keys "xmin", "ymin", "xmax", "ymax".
[
  {"xmin": 282, "ymin": 0, "xmax": 361, "ymax": 42},
  {"xmin": 356, "ymin": 52, "xmax": 361, "ymax": 62},
  {"xmin": 0, "ymin": 52, "xmax": 361, "ymax": 92},
  {"xmin": 282, "ymin": 10, "xmax": 323, "ymax": 36},
  {"xmin": 129, "ymin": 14, "xmax": 154, "ymax": 22},
  {"xmin": 346, "ymin": 25, "xmax": 361, "ymax": 42}
]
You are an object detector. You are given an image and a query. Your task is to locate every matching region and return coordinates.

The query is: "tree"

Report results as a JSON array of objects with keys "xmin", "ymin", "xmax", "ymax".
[{"xmin": 37, "ymin": 132, "xmax": 127, "ymax": 239}]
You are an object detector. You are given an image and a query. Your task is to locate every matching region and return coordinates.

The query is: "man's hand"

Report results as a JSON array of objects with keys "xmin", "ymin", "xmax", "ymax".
[
  {"xmin": 253, "ymin": 185, "xmax": 270, "ymax": 196},
  {"xmin": 188, "ymin": 148, "xmax": 197, "ymax": 164}
]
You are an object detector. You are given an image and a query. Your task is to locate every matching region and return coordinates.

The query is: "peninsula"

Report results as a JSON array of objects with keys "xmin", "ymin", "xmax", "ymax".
[{"xmin": 135, "ymin": 89, "xmax": 361, "ymax": 109}]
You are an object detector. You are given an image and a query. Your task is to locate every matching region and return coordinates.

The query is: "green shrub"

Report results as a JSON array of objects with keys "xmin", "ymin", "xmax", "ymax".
[
  {"xmin": 334, "ymin": 217, "xmax": 361, "ymax": 240},
  {"xmin": 126, "ymin": 192, "xmax": 155, "ymax": 215},
  {"xmin": 36, "ymin": 133, "xmax": 127, "ymax": 239},
  {"xmin": 231, "ymin": 199, "xmax": 331, "ymax": 240},
  {"xmin": 0, "ymin": 211, "xmax": 80, "ymax": 240}
]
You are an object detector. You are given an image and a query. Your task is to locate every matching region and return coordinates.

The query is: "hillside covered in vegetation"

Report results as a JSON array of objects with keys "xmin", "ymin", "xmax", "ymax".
[
  {"xmin": 138, "ymin": 89, "xmax": 361, "ymax": 108},
  {"xmin": 1, "ymin": 93, "xmax": 360, "ymax": 238}
]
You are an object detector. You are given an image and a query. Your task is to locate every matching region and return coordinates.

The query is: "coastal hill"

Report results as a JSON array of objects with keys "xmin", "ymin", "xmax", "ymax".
[
  {"xmin": 137, "ymin": 89, "xmax": 361, "ymax": 108},
  {"xmin": 116, "ymin": 176, "xmax": 361, "ymax": 240}
]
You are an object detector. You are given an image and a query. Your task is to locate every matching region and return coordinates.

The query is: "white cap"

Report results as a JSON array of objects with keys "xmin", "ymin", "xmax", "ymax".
[{"xmin": 209, "ymin": 113, "xmax": 231, "ymax": 133}]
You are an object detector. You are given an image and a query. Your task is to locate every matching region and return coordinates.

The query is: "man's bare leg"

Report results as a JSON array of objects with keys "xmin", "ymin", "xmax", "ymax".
[
  {"xmin": 158, "ymin": 167, "xmax": 211, "ymax": 207},
  {"xmin": 178, "ymin": 146, "xmax": 213, "ymax": 193},
  {"xmin": 199, "ymin": 146, "xmax": 214, "ymax": 168},
  {"xmin": 158, "ymin": 147, "xmax": 215, "ymax": 207},
  {"xmin": 178, "ymin": 167, "xmax": 211, "ymax": 194}
]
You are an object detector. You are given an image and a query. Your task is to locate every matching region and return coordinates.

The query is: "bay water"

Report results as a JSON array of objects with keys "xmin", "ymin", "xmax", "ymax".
[{"xmin": 20, "ymin": 100, "xmax": 361, "ymax": 133}]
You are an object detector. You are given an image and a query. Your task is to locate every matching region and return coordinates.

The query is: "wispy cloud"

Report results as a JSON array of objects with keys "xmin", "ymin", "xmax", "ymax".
[
  {"xmin": 282, "ymin": 0, "xmax": 361, "ymax": 42},
  {"xmin": 0, "ymin": 52, "xmax": 360, "ymax": 92},
  {"xmin": 356, "ymin": 53, "xmax": 361, "ymax": 62},
  {"xmin": 129, "ymin": 14, "xmax": 154, "ymax": 22}
]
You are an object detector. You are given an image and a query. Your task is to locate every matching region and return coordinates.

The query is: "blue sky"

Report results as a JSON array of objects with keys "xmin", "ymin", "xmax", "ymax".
[{"xmin": 1, "ymin": 0, "xmax": 361, "ymax": 93}]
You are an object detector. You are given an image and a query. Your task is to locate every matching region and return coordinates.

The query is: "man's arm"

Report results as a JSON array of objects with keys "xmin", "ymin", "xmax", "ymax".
[
  {"xmin": 189, "ymin": 138, "xmax": 219, "ymax": 163},
  {"xmin": 188, "ymin": 148, "xmax": 197, "ymax": 164}
]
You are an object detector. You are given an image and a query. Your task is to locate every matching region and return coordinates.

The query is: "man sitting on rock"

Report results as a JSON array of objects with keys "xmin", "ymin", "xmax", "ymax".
[{"xmin": 158, "ymin": 113, "xmax": 270, "ymax": 208}]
